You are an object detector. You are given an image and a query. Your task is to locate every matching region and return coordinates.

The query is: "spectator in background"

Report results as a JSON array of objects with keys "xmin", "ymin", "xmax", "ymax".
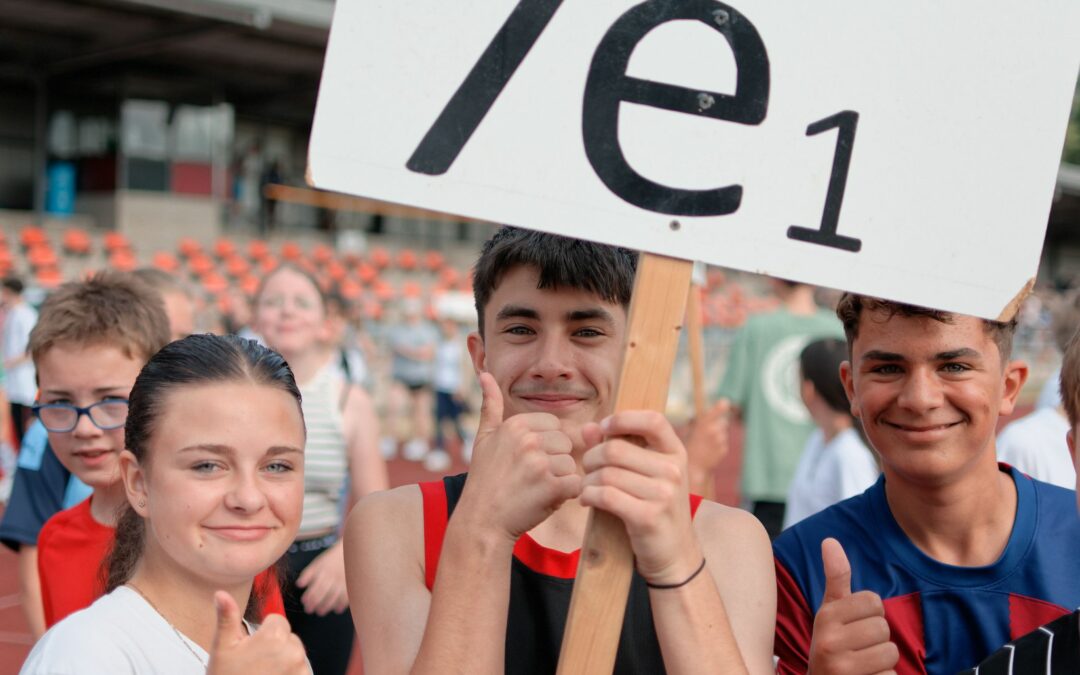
[
  {"xmin": 995, "ymin": 289, "xmax": 1079, "ymax": 488},
  {"xmin": 716, "ymin": 279, "xmax": 843, "ymax": 539},
  {"xmin": 253, "ymin": 264, "xmax": 389, "ymax": 675},
  {"xmin": 388, "ymin": 298, "xmax": 438, "ymax": 463},
  {"xmin": 782, "ymin": 338, "xmax": 878, "ymax": 530},
  {"xmin": 2, "ymin": 276, "xmax": 38, "ymax": 443},
  {"xmin": 222, "ymin": 284, "xmax": 260, "ymax": 343},
  {"xmin": 131, "ymin": 268, "xmax": 195, "ymax": 342},
  {"xmin": 428, "ymin": 317, "xmax": 470, "ymax": 471},
  {"xmin": 325, "ymin": 291, "xmax": 370, "ymax": 389}
]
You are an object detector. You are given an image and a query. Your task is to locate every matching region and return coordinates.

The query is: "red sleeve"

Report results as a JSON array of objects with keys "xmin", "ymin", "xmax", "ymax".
[{"xmin": 775, "ymin": 558, "xmax": 814, "ymax": 675}]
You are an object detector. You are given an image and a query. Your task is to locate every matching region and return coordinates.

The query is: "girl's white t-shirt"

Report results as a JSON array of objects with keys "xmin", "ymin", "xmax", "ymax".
[
  {"xmin": 20, "ymin": 586, "xmax": 254, "ymax": 674},
  {"xmin": 783, "ymin": 427, "xmax": 880, "ymax": 530}
]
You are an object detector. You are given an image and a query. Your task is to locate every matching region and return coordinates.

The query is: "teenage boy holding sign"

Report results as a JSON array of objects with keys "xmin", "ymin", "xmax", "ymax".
[
  {"xmin": 344, "ymin": 227, "xmax": 776, "ymax": 674},
  {"xmin": 773, "ymin": 295, "xmax": 1080, "ymax": 674}
]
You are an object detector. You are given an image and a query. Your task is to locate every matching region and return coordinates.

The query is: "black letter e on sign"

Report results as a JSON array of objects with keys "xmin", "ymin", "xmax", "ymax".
[{"xmin": 582, "ymin": 0, "xmax": 770, "ymax": 217}]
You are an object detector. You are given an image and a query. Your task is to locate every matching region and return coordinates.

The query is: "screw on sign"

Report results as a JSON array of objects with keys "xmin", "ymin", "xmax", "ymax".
[{"xmin": 406, "ymin": 0, "xmax": 862, "ymax": 252}]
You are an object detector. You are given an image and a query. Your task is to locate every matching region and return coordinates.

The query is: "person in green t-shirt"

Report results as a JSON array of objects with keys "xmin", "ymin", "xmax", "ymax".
[{"xmin": 715, "ymin": 279, "xmax": 842, "ymax": 539}]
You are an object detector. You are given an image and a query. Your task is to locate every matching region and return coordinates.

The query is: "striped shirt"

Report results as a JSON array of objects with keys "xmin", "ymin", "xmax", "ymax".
[
  {"xmin": 297, "ymin": 363, "xmax": 349, "ymax": 538},
  {"xmin": 959, "ymin": 610, "xmax": 1080, "ymax": 675}
]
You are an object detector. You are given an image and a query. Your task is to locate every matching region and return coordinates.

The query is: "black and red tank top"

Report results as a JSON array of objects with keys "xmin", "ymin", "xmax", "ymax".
[{"xmin": 420, "ymin": 473, "xmax": 704, "ymax": 674}]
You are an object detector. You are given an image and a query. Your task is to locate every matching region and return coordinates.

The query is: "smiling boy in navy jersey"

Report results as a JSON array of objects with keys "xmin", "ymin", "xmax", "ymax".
[{"xmin": 773, "ymin": 295, "xmax": 1080, "ymax": 675}]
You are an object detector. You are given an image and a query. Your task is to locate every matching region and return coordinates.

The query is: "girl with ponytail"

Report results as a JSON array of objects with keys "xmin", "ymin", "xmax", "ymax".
[{"xmin": 22, "ymin": 334, "xmax": 311, "ymax": 674}]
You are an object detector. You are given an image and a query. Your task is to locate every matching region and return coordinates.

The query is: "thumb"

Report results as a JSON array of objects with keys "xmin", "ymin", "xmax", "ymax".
[
  {"xmin": 476, "ymin": 372, "xmax": 504, "ymax": 438},
  {"xmin": 713, "ymin": 398, "xmax": 731, "ymax": 419},
  {"xmin": 821, "ymin": 538, "xmax": 852, "ymax": 603},
  {"xmin": 211, "ymin": 590, "xmax": 246, "ymax": 653}
]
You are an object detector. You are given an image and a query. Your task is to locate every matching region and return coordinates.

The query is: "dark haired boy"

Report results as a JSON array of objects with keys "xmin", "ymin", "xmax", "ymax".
[
  {"xmin": 345, "ymin": 227, "xmax": 776, "ymax": 674},
  {"xmin": 773, "ymin": 295, "xmax": 1080, "ymax": 674},
  {"xmin": 959, "ymin": 325, "xmax": 1080, "ymax": 673}
]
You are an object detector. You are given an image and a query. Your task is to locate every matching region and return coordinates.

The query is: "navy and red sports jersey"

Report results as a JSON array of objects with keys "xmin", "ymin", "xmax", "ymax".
[
  {"xmin": 421, "ymin": 473, "xmax": 703, "ymax": 675},
  {"xmin": 773, "ymin": 465, "xmax": 1080, "ymax": 675}
]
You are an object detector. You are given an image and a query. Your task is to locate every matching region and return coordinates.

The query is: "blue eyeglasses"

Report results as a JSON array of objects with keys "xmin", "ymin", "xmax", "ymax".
[{"xmin": 32, "ymin": 399, "xmax": 130, "ymax": 433}]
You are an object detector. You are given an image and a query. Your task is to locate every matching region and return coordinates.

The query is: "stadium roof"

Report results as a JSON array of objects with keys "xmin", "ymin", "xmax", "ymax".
[{"xmin": 0, "ymin": 0, "xmax": 332, "ymax": 127}]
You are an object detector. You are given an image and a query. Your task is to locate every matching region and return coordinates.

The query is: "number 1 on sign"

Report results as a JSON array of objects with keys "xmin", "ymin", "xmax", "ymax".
[{"xmin": 787, "ymin": 111, "xmax": 862, "ymax": 252}]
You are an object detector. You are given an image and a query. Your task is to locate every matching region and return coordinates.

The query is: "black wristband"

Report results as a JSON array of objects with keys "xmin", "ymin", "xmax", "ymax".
[{"xmin": 645, "ymin": 557, "xmax": 707, "ymax": 590}]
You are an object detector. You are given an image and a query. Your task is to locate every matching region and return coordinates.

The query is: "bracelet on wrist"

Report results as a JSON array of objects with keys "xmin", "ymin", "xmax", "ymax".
[{"xmin": 645, "ymin": 557, "xmax": 707, "ymax": 590}]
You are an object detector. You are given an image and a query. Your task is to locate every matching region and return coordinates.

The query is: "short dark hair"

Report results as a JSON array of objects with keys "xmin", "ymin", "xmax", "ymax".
[
  {"xmin": 1061, "ymin": 326, "xmax": 1080, "ymax": 428},
  {"xmin": 472, "ymin": 227, "xmax": 638, "ymax": 336},
  {"xmin": 2, "ymin": 276, "xmax": 24, "ymax": 294},
  {"xmin": 800, "ymin": 338, "xmax": 850, "ymax": 414},
  {"xmin": 835, "ymin": 293, "xmax": 1017, "ymax": 361},
  {"xmin": 104, "ymin": 334, "xmax": 303, "ymax": 621}
]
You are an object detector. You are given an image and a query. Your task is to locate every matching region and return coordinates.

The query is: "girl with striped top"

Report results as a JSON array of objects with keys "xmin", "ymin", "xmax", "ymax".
[{"xmin": 254, "ymin": 265, "xmax": 389, "ymax": 675}]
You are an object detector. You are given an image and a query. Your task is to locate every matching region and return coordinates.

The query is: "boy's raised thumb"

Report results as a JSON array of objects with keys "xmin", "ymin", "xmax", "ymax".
[
  {"xmin": 821, "ymin": 537, "xmax": 852, "ymax": 603},
  {"xmin": 476, "ymin": 372, "xmax": 504, "ymax": 438}
]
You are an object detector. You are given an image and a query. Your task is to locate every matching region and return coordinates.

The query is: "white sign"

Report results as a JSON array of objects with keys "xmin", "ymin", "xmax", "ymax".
[{"xmin": 310, "ymin": 0, "xmax": 1080, "ymax": 320}]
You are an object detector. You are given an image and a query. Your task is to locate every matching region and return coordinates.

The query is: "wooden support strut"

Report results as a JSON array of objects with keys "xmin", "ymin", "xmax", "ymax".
[
  {"xmin": 685, "ymin": 283, "xmax": 706, "ymax": 419},
  {"xmin": 556, "ymin": 253, "xmax": 694, "ymax": 675}
]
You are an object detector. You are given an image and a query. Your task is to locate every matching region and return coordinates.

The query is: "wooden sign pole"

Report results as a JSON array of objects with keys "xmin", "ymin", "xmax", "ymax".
[
  {"xmin": 556, "ymin": 253, "xmax": 693, "ymax": 675},
  {"xmin": 685, "ymin": 283, "xmax": 706, "ymax": 419}
]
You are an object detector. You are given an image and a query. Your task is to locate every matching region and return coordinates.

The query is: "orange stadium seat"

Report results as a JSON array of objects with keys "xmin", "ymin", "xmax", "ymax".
[
  {"xmin": 259, "ymin": 255, "xmax": 280, "ymax": 274},
  {"xmin": 240, "ymin": 274, "xmax": 260, "ymax": 296},
  {"xmin": 27, "ymin": 244, "xmax": 58, "ymax": 269},
  {"xmin": 280, "ymin": 241, "xmax": 303, "ymax": 262},
  {"xmin": 326, "ymin": 260, "xmax": 347, "ymax": 282},
  {"xmin": 103, "ymin": 231, "xmax": 131, "ymax": 253},
  {"xmin": 188, "ymin": 254, "xmax": 215, "ymax": 276},
  {"xmin": 20, "ymin": 226, "xmax": 48, "ymax": 249},
  {"xmin": 151, "ymin": 251, "xmax": 180, "ymax": 273},
  {"xmin": 374, "ymin": 281, "xmax": 395, "ymax": 301},
  {"xmin": 339, "ymin": 279, "xmax": 362, "ymax": 300},
  {"xmin": 62, "ymin": 228, "xmax": 92, "ymax": 256},
  {"xmin": 214, "ymin": 238, "xmax": 237, "ymax": 259},
  {"xmin": 424, "ymin": 250, "xmax": 445, "ymax": 272},
  {"xmin": 35, "ymin": 266, "xmax": 63, "ymax": 289},
  {"xmin": 402, "ymin": 281, "xmax": 422, "ymax": 298},
  {"xmin": 396, "ymin": 248, "xmax": 417, "ymax": 271},
  {"xmin": 356, "ymin": 262, "xmax": 377, "ymax": 284},
  {"xmin": 312, "ymin": 244, "xmax": 334, "ymax": 265},
  {"xmin": 439, "ymin": 267, "xmax": 460, "ymax": 286},
  {"xmin": 178, "ymin": 238, "xmax": 203, "ymax": 259},
  {"xmin": 248, "ymin": 239, "xmax": 271, "ymax": 261},
  {"xmin": 369, "ymin": 247, "xmax": 390, "ymax": 270},
  {"xmin": 201, "ymin": 272, "xmax": 228, "ymax": 295},
  {"xmin": 225, "ymin": 255, "xmax": 251, "ymax": 278},
  {"xmin": 108, "ymin": 250, "xmax": 137, "ymax": 272}
]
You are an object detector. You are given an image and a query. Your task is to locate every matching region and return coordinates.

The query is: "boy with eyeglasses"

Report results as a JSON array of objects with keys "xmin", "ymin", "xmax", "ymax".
[{"xmin": 24, "ymin": 272, "xmax": 172, "ymax": 629}]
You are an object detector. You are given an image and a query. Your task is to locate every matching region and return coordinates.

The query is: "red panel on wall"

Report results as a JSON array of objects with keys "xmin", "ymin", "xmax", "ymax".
[{"xmin": 171, "ymin": 162, "xmax": 212, "ymax": 195}]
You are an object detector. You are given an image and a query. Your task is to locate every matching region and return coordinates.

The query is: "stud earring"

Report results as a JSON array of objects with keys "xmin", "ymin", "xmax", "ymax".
[{"xmin": 137, "ymin": 499, "xmax": 146, "ymax": 508}]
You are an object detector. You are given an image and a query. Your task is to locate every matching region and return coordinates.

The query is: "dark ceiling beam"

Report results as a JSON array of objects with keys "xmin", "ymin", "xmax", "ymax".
[{"xmin": 43, "ymin": 19, "xmax": 226, "ymax": 76}]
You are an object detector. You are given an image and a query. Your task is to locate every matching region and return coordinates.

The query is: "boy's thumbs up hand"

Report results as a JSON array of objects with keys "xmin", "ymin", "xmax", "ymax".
[
  {"xmin": 808, "ymin": 539, "xmax": 899, "ymax": 675},
  {"xmin": 207, "ymin": 591, "xmax": 308, "ymax": 675}
]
